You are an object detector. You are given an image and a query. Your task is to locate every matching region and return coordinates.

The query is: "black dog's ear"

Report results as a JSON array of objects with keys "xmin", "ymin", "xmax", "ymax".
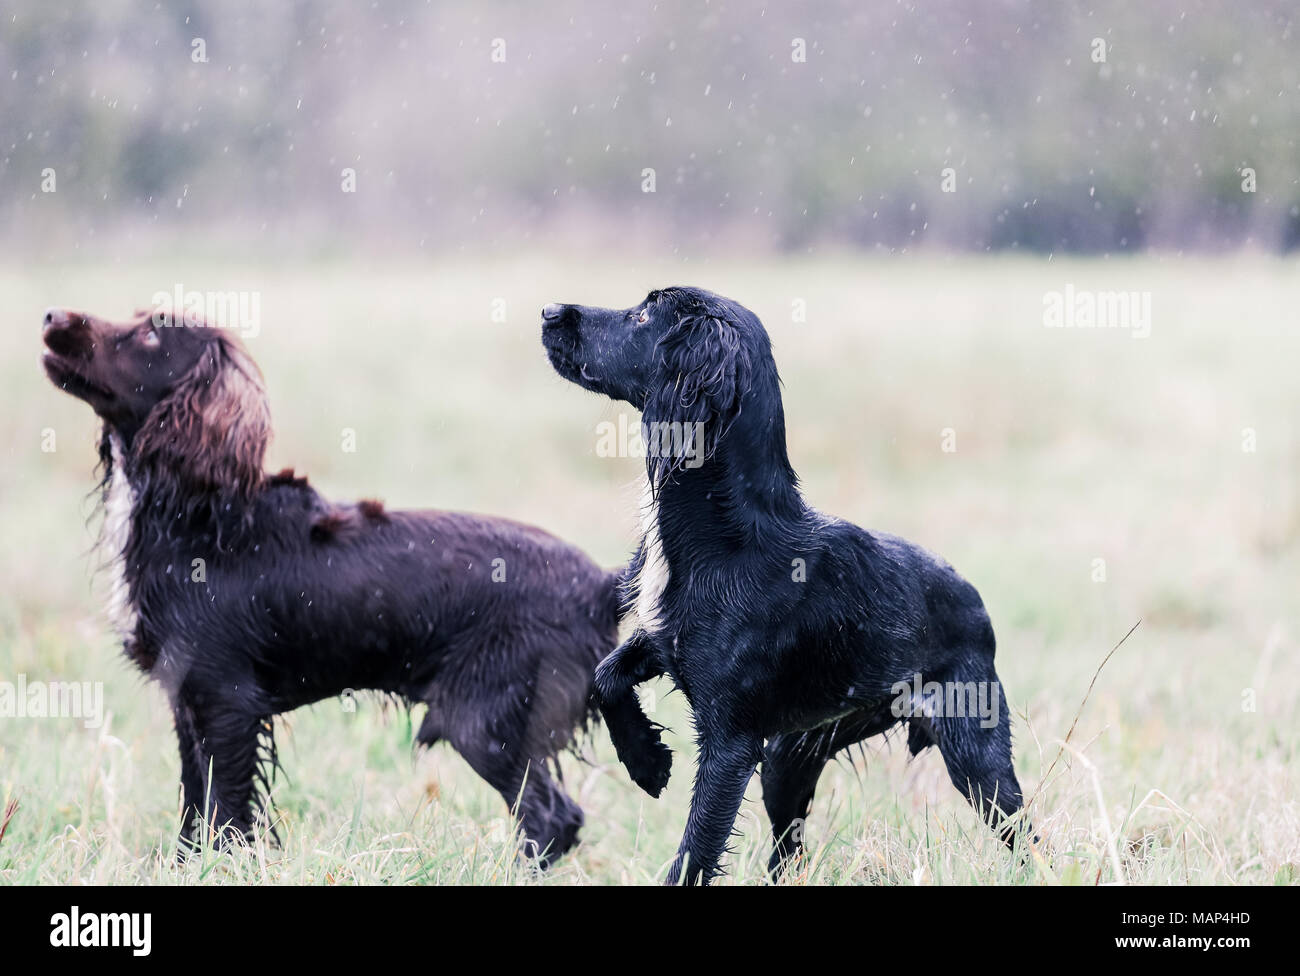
[{"xmin": 643, "ymin": 308, "xmax": 752, "ymax": 485}]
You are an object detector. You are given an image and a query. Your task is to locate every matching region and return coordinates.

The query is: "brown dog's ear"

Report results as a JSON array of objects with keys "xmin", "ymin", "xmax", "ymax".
[
  {"xmin": 643, "ymin": 310, "xmax": 751, "ymax": 487},
  {"xmin": 132, "ymin": 334, "xmax": 270, "ymax": 500}
]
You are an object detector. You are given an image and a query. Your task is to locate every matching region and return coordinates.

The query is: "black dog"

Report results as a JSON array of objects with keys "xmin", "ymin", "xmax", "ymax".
[
  {"xmin": 542, "ymin": 287, "xmax": 1029, "ymax": 884},
  {"xmin": 42, "ymin": 305, "xmax": 627, "ymax": 865}
]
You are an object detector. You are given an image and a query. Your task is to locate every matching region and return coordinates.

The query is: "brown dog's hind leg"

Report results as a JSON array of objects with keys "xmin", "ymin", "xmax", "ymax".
[{"xmin": 449, "ymin": 731, "xmax": 584, "ymax": 869}]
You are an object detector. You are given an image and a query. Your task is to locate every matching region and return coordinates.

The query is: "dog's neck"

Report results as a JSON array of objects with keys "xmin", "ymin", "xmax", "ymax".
[
  {"xmin": 104, "ymin": 425, "xmax": 263, "ymax": 552},
  {"xmin": 650, "ymin": 392, "xmax": 804, "ymax": 547},
  {"xmin": 101, "ymin": 433, "xmax": 141, "ymax": 639}
]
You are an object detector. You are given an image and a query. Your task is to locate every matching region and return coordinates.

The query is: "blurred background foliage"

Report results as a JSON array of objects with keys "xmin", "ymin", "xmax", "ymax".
[{"xmin": 2, "ymin": 0, "xmax": 1297, "ymax": 258}]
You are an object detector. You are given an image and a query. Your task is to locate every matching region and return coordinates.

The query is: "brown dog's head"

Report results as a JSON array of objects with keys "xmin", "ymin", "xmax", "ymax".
[{"xmin": 43, "ymin": 306, "xmax": 270, "ymax": 498}]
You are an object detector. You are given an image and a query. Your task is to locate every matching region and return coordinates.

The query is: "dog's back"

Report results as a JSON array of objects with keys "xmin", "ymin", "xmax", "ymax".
[{"xmin": 149, "ymin": 475, "xmax": 620, "ymax": 863}]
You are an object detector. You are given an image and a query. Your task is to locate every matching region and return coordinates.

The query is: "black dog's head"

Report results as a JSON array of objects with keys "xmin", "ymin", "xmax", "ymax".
[
  {"xmin": 543, "ymin": 286, "xmax": 778, "ymax": 481},
  {"xmin": 43, "ymin": 306, "xmax": 270, "ymax": 498}
]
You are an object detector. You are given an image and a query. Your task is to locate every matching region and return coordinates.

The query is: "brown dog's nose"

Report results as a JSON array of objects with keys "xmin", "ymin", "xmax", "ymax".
[
  {"xmin": 43, "ymin": 307, "xmax": 68, "ymax": 333},
  {"xmin": 42, "ymin": 307, "xmax": 93, "ymax": 358}
]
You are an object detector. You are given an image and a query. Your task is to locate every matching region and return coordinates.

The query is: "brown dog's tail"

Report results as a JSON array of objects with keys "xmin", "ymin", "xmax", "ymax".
[
  {"xmin": 550, "ymin": 567, "xmax": 623, "ymax": 755},
  {"xmin": 608, "ymin": 560, "xmax": 641, "ymax": 626}
]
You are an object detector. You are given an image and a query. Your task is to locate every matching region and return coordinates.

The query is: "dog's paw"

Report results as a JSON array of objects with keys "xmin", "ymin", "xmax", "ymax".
[{"xmin": 622, "ymin": 732, "xmax": 673, "ymax": 797}]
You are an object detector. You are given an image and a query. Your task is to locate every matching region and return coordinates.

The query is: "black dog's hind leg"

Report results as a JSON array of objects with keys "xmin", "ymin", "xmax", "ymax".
[
  {"xmin": 667, "ymin": 730, "xmax": 762, "ymax": 885},
  {"xmin": 762, "ymin": 706, "xmax": 901, "ymax": 880},
  {"xmin": 594, "ymin": 632, "xmax": 672, "ymax": 797},
  {"xmin": 930, "ymin": 664, "xmax": 1030, "ymax": 852},
  {"xmin": 760, "ymin": 732, "xmax": 830, "ymax": 880}
]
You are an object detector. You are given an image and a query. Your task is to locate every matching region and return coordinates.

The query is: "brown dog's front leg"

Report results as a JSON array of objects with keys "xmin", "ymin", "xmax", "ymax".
[{"xmin": 171, "ymin": 694, "xmax": 265, "ymax": 856}]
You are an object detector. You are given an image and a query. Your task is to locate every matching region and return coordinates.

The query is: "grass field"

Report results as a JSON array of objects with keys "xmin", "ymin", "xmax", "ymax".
[{"xmin": 1, "ymin": 253, "xmax": 1296, "ymax": 885}]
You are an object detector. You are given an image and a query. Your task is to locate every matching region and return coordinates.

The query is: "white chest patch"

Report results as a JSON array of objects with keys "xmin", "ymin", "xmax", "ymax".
[
  {"xmin": 102, "ymin": 436, "xmax": 139, "ymax": 640},
  {"xmin": 633, "ymin": 476, "xmax": 669, "ymax": 634}
]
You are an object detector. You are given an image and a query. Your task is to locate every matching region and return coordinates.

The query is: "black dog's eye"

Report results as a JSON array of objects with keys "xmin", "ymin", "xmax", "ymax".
[
  {"xmin": 139, "ymin": 326, "xmax": 161, "ymax": 348},
  {"xmin": 636, "ymin": 309, "xmax": 650, "ymax": 325}
]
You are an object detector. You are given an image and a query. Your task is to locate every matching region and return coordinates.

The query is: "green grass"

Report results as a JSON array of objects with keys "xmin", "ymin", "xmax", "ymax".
[{"xmin": 1, "ymin": 253, "xmax": 1297, "ymax": 884}]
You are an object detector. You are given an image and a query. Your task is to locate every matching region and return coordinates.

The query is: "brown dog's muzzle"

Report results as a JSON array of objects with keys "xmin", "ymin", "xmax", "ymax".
[{"xmin": 43, "ymin": 308, "xmax": 97, "ymax": 360}]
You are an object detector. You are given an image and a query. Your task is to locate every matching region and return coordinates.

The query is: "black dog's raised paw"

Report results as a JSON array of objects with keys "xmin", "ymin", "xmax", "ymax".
[
  {"xmin": 599, "ymin": 691, "xmax": 673, "ymax": 797},
  {"xmin": 622, "ymin": 729, "xmax": 672, "ymax": 797}
]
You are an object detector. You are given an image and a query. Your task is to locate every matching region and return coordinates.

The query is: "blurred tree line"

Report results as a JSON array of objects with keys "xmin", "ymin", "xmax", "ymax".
[{"xmin": 2, "ymin": 0, "xmax": 1296, "ymax": 255}]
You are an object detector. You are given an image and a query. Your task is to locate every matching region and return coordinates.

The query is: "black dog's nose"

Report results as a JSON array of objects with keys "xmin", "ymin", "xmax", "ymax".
[{"xmin": 541, "ymin": 303, "xmax": 564, "ymax": 323}]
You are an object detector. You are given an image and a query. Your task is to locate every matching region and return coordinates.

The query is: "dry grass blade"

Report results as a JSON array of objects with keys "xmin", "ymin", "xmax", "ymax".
[
  {"xmin": 1028, "ymin": 619, "xmax": 1140, "ymax": 811},
  {"xmin": 0, "ymin": 798, "xmax": 17, "ymax": 846}
]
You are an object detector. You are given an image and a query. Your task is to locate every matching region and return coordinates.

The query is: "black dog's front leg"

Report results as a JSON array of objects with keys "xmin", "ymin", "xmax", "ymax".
[
  {"xmin": 667, "ymin": 729, "xmax": 763, "ymax": 885},
  {"xmin": 594, "ymin": 632, "xmax": 672, "ymax": 797},
  {"xmin": 594, "ymin": 628, "xmax": 661, "ymax": 699}
]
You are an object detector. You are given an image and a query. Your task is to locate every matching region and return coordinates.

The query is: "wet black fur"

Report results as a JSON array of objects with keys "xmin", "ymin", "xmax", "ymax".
[{"xmin": 542, "ymin": 287, "xmax": 1030, "ymax": 884}]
